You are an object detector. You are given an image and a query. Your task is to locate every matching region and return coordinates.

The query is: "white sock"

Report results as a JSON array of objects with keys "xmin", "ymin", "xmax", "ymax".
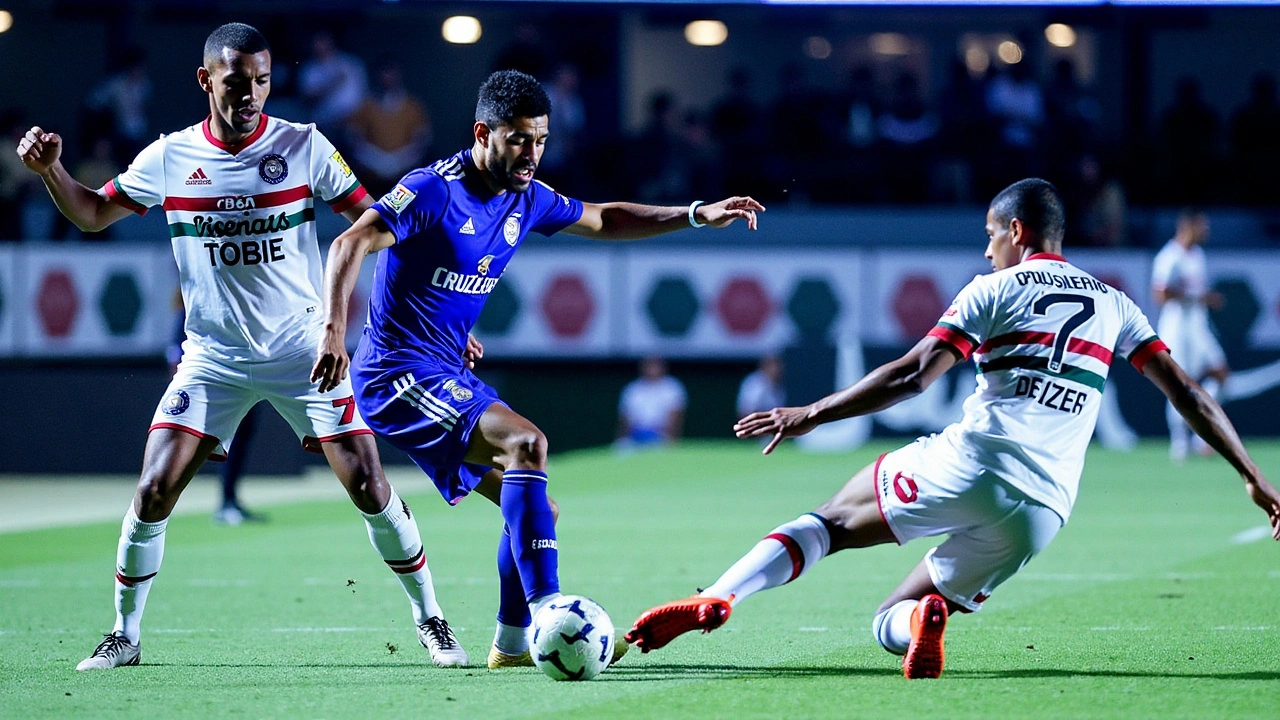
[
  {"xmin": 701, "ymin": 513, "xmax": 832, "ymax": 605},
  {"xmin": 872, "ymin": 599, "xmax": 917, "ymax": 655},
  {"xmin": 361, "ymin": 489, "xmax": 442, "ymax": 624},
  {"xmin": 113, "ymin": 507, "xmax": 167, "ymax": 644},
  {"xmin": 529, "ymin": 592, "xmax": 562, "ymax": 620},
  {"xmin": 494, "ymin": 622, "xmax": 530, "ymax": 655}
]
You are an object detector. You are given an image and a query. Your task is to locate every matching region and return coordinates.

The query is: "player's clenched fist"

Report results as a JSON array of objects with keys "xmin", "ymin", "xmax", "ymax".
[{"xmin": 16, "ymin": 126, "xmax": 63, "ymax": 175}]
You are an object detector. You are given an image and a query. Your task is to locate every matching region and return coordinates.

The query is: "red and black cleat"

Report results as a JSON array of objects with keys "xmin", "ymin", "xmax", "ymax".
[
  {"xmin": 625, "ymin": 596, "xmax": 733, "ymax": 653},
  {"xmin": 903, "ymin": 594, "xmax": 948, "ymax": 679}
]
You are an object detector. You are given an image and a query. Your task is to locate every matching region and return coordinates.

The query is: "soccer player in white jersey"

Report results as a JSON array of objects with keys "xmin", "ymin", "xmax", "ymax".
[
  {"xmin": 627, "ymin": 179, "xmax": 1280, "ymax": 679},
  {"xmin": 1152, "ymin": 209, "xmax": 1229, "ymax": 462},
  {"xmin": 16, "ymin": 23, "xmax": 467, "ymax": 670}
]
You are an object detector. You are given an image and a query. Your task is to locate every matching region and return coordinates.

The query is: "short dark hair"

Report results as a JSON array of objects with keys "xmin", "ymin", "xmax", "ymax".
[
  {"xmin": 476, "ymin": 70, "xmax": 552, "ymax": 127},
  {"xmin": 203, "ymin": 23, "xmax": 270, "ymax": 68},
  {"xmin": 989, "ymin": 178, "xmax": 1066, "ymax": 243}
]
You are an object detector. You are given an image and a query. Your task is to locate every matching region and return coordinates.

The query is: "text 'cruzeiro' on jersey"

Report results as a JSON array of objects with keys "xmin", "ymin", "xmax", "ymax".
[
  {"xmin": 925, "ymin": 253, "xmax": 1169, "ymax": 520},
  {"xmin": 361, "ymin": 149, "xmax": 584, "ymax": 367},
  {"xmin": 103, "ymin": 115, "xmax": 367, "ymax": 362}
]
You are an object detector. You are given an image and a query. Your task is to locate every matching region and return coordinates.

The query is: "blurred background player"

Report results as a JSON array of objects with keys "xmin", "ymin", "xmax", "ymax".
[
  {"xmin": 17, "ymin": 22, "xmax": 464, "ymax": 671},
  {"xmin": 616, "ymin": 355, "xmax": 687, "ymax": 450},
  {"xmin": 627, "ymin": 179, "xmax": 1280, "ymax": 678},
  {"xmin": 1151, "ymin": 208, "xmax": 1229, "ymax": 461},
  {"xmin": 736, "ymin": 354, "xmax": 785, "ymax": 417},
  {"xmin": 311, "ymin": 69, "xmax": 764, "ymax": 670}
]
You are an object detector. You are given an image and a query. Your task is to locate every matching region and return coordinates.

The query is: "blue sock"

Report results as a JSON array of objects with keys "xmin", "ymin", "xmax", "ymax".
[
  {"xmin": 496, "ymin": 525, "xmax": 531, "ymax": 627},
  {"xmin": 500, "ymin": 470, "xmax": 559, "ymax": 603}
]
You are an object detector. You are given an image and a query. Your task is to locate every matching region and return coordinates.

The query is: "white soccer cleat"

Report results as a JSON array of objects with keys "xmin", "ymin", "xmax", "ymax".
[
  {"xmin": 76, "ymin": 632, "xmax": 140, "ymax": 671},
  {"xmin": 417, "ymin": 617, "xmax": 469, "ymax": 667}
]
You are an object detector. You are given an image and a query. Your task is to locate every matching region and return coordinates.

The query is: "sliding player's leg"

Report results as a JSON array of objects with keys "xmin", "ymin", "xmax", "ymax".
[
  {"xmin": 627, "ymin": 458, "xmax": 896, "ymax": 652},
  {"xmin": 873, "ymin": 477, "xmax": 1063, "ymax": 679}
]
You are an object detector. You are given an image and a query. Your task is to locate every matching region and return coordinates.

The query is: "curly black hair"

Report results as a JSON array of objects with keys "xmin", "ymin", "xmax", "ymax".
[{"xmin": 475, "ymin": 70, "xmax": 552, "ymax": 127}]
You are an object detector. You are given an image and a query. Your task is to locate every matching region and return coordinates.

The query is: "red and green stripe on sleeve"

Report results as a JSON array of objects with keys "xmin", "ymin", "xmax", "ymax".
[
  {"xmin": 1128, "ymin": 336, "xmax": 1169, "ymax": 372},
  {"xmin": 101, "ymin": 178, "xmax": 148, "ymax": 215},
  {"xmin": 327, "ymin": 181, "xmax": 368, "ymax": 214},
  {"xmin": 927, "ymin": 321, "xmax": 978, "ymax": 360}
]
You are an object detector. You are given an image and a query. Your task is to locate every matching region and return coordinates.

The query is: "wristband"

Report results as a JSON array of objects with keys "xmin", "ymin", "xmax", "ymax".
[{"xmin": 688, "ymin": 200, "xmax": 706, "ymax": 228}]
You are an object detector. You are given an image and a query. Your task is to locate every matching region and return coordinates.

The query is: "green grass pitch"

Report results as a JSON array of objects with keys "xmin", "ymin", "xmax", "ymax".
[{"xmin": 2, "ymin": 440, "xmax": 1278, "ymax": 719}]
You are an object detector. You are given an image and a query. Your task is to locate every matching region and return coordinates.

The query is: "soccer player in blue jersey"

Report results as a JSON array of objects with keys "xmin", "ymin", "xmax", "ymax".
[{"xmin": 312, "ymin": 70, "xmax": 764, "ymax": 668}]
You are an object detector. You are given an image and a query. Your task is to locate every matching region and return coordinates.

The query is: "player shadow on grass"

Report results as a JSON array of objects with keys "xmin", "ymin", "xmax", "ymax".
[{"xmin": 597, "ymin": 664, "xmax": 1280, "ymax": 683}]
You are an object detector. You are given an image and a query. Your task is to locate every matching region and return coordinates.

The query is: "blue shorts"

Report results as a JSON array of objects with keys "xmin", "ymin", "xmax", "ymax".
[{"xmin": 352, "ymin": 349, "xmax": 499, "ymax": 505}]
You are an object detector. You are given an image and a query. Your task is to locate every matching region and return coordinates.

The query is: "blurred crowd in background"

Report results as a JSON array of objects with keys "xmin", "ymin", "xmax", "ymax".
[{"xmin": 1, "ymin": 12, "xmax": 1278, "ymax": 248}]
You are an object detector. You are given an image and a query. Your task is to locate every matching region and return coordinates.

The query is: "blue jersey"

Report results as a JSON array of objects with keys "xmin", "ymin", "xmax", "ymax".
[{"xmin": 361, "ymin": 149, "xmax": 584, "ymax": 366}]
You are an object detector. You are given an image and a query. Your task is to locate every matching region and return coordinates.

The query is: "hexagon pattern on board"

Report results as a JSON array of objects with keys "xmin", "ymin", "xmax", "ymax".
[
  {"xmin": 37, "ymin": 269, "xmax": 79, "ymax": 338},
  {"xmin": 787, "ymin": 278, "xmax": 841, "ymax": 340},
  {"xmin": 892, "ymin": 274, "xmax": 946, "ymax": 340},
  {"xmin": 99, "ymin": 272, "xmax": 144, "ymax": 336},
  {"xmin": 646, "ymin": 276, "xmax": 699, "ymax": 337},
  {"xmin": 476, "ymin": 280, "xmax": 521, "ymax": 335},
  {"xmin": 716, "ymin": 277, "xmax": 771, "ymax": 335},
  {"xmin": 540, "ymin": 274, "xmax": 595, "ymax": 338}
]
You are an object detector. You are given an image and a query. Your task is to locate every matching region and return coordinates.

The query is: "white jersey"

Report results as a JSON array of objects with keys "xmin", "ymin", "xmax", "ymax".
[
  {"xmin": 103, "ymin": 115, "xmax": 367, "ymax": 362},
  {"xmin": 926, "ymin": 253, "xmax": 1167, "ymax": 520}
]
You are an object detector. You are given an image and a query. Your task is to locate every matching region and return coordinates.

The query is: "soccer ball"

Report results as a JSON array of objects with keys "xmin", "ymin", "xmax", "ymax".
[{"xmin": 531, "ymin": 595, "xmax": 615, "ymax": 681}]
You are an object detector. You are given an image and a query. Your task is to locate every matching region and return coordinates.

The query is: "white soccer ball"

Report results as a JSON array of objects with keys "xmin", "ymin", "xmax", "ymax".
[{"xmin": 531, "ymin": 595, "xmax": 615, "ymax": 681}]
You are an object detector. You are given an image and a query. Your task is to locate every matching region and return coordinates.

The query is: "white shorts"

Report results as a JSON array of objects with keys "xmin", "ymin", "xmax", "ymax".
[
  {"xmin": 873, "ymin": 437, "xmax": 1063, "ymax": 612},
  {"xmin": 150, "ymin": 348, "xmax": 372, "ymax": 460}
]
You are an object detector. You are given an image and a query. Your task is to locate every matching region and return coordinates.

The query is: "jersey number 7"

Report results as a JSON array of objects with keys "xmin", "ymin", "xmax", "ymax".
[{"xmin": 1032, "ymin": 293, "xmax": 1096, "ymax": 373}]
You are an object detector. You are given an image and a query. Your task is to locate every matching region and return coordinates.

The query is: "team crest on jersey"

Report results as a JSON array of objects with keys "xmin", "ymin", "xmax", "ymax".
[
  {"xmin": 258, "ymin": 154, "xmax": 288, "ymax": 185},
  {"xmin": 330, "ymin": 150, "xmax": 352, "ymax": 177},
  {"xmin": 503, "ymin": 213, "xmax": 521, "ymax": 246},
  {"xmin": 443, "ymin": 379, "xmax": 473, "ymax": 402},
  {"xmin": 383, "ymin": 184, "xmax": 417, "ymax": 215},
  {"xmin": 162, "ymin": 390, "xmax": 190, "ymax": 416},
  {"xmin": 477, "ymin": 254, "xmax": 494, "ymax": 276}
]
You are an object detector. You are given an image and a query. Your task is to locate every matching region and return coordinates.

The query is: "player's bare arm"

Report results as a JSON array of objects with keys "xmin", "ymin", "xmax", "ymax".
[
  {"xmin": 1141, "ymin": 350, "xmax": 1280, "ymax": 538},
  {"xmin": 563, "ymin": 196, "xmax": 764, "ymax": 240},
  {"xmin": 735, "ymin": 336, "xmax": 960, "ymax": 455},
  {"xmin": 16, "ymin": 126, "xmax": 133, "ymax": 232},
  {"xmin": 311, "ymin": 208, "xmax": 397, "ymax": 392}
]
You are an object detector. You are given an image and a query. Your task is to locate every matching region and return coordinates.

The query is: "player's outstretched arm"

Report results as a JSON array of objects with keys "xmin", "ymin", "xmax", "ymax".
[
  {"xmin": 15, "ymin": 126, "xmax": 132, "ymax": 232},
  {"xmin": 311, "ymin": 209, "xmax": 396, "ymax": 393},
  {"xmin": 735, "ymin": 336, "xmax": 959, "ymax": 454},
  {"xmin": 1142, "ymin": 350, "xmax": 1280, "ymax": 539},
  {"xmin": 563, "ymin": 196, "xmax": 764, "ymax": 241}
]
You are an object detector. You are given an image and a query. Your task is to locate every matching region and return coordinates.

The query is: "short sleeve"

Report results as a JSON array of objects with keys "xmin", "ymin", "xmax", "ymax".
[
  {"xmin": 926, "ymin": 275, "xmax": 991, "ymax": 360},
  {"xmin": 529, "ymin": 179, "xmax": 584, "ymax": 236},
  {"xmin": 310, "ymin": 127, "xmax": 367, "ymax": 214},
  {"xmin": 1151, "ymin": 245, "xmax": 1178, "ymax": 291},
  {"xmin": 371, "ymin": 169, "xmax": 449, "ymax": 243},
  {"xmin": 1115, "ymin": 292, "xmax": 1168, "ymax": 371},
  {"xmin": 101, "ymin": 136, "xmax": 166, "ymax": 215}
]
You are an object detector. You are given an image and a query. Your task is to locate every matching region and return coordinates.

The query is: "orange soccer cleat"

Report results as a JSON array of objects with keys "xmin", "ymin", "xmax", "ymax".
[
  {"xmin": 903, "ymin": 594, "xmax": 948, "ymax": 679},
  {"xmin": 625, "ymin": 595, "xmax": 733, "ymax": 653}
]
